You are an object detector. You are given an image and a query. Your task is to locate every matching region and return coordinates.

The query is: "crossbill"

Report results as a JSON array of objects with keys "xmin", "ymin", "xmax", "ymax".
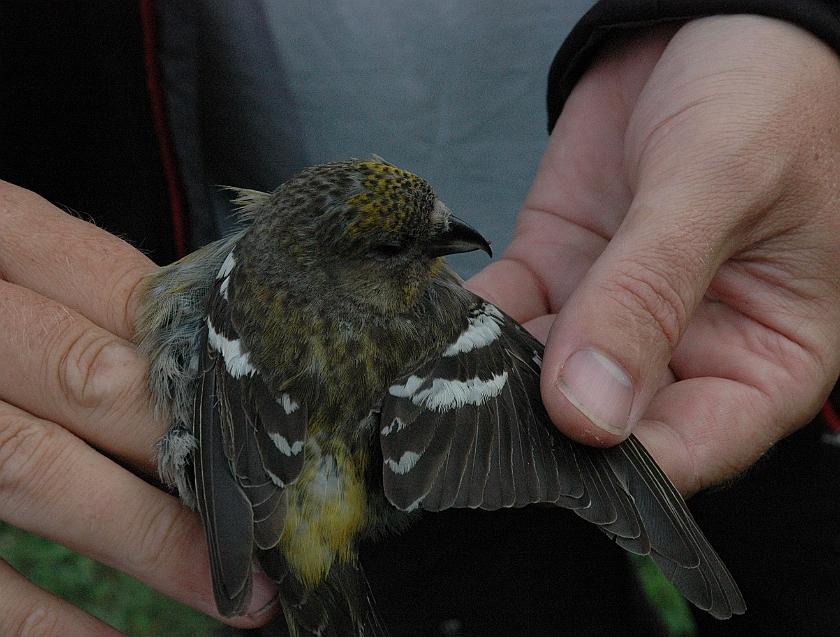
[{"xmin": 136, "ymin": 158, "xmax": 744, "ymax": 636}]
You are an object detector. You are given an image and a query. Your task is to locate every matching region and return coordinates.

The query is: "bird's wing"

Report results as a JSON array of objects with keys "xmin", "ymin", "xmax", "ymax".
[
  {"xmin": 380, "ymin": 299, "xmax": 745, "ymax": 619},
  {"xmin": 194, "ymin": 249, "xmax": 305, "ymax": 617}
]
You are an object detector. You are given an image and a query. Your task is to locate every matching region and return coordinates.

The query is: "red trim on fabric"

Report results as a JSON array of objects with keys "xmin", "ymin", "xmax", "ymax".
[
  {"xmin": 821, "ymin": 400, "xmax": 840, "ymax": 433},
  {"xmin": 139, "ymin": 0, "xmax": 190, "ymax": 259}
]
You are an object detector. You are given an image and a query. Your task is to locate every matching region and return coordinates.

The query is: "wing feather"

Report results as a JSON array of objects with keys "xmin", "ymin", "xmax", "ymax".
[
  {"xmin": 380, "ymin": 299, "xmax": 745, "ymax": 619},
  {"xmin": 193, "ymin": 248, "xmax": 312, "ymax": 616},
  {"xmin": 195, "ymin": 336, "xmax": 254, "ymax": 617}
]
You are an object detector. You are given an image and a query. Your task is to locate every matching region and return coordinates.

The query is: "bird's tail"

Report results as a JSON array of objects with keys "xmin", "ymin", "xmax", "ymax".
[
  {"xmin": 259, "ymin": 549, "xmax": 388, "ymax": 637},
  {"xmin": 594, "ymin": 435, "xmax": 746, "ymax": 619}
]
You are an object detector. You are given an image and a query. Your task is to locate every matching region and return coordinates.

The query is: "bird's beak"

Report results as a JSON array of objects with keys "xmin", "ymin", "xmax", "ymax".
[{"xmin": 426, "ymin": 214, "xmax": 493, "ymax": 258}]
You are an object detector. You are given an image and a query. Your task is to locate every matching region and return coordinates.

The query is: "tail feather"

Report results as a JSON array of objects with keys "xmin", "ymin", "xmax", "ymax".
[
  {"xmin": 604, "ymin": 436, "xmax": 746, "ymax": 619},
  {"xmin": 258, "ymin": 550, "xmax": 388, "ymax": 637}
]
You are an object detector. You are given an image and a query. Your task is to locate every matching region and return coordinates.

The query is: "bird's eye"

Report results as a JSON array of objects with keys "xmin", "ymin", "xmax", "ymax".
[{"xmin": 373, "ymin": 242, "xmax": 405, "ymax": 258}]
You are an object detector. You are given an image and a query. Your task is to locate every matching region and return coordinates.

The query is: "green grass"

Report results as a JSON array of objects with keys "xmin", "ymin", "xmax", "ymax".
[
  {"xmin": 0, "ymin": 522, "xmax": 222, "ymax": 636},
  {"xmin": 631, "ymin": 553, "xmax": 698, "ymax": 636},
  {"xmin": 0, "ymin": 521, "xmax": 696, "ymax": 636}
]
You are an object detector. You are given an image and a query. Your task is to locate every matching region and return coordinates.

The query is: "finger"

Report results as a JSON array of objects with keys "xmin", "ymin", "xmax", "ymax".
[
  {"xmin": 0, "ymin": 280, "xmax": 158, "ymax": 470},
  {"xmin": 464, "ymin": 257, "xmax": 549, "ymax": 324},
  {"xmin": 540, "ymin": 207, "xmax": 721, "ymax": 445},
  {"xmin": 539, "ymin": 15, "xmax": 840, "ymax": 447},
  {"xmin": 642, "ymin": 286, "xmax": 839, "ymax": 494},
  {"xmin": 466, "ymin": 27, "xmax": 677, "ymax": 324},
  {"xmin": 466, "ymin": 152, "xmax": 614, "ymax": 326},
  {"xmin": 0, "ymin": 181, "xmax": 156, "ymax": 337},
  {"xmin": 0, "ymin": 558, "xmax": 125, "ymax": 637},
  {"xmin": 632, "ymin": 378, "xmax": 788, "ymax": 496},
  {"xmin": 0, "ymin": 400, "xmax": 279, "ymax": 626}
]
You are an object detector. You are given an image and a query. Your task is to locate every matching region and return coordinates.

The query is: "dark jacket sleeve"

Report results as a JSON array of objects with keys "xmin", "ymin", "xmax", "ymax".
[
  {"xmin": 547, "ymin": 0, "xmax": 840, "ymax": 131},
  {"xmin": 0, "ymin": 2, "xmax": 185, "ymax": 265}
]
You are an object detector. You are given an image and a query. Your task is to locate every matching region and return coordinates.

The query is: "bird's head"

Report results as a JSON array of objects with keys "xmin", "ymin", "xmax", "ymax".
[{"xmin": 235, "ymin": 159, "xmax": 491, "ymax": 315}]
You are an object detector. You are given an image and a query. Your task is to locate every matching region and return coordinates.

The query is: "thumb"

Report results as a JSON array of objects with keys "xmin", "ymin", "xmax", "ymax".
[{"xmin": 539, "ymin": 199, "xmax": 726, "ymax": 447}]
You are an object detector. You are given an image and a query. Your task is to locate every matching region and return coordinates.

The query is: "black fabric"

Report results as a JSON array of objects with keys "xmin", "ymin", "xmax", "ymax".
[
  {"xmin": 232, "ymin": 507, "xmax": 668, "ymax": 637},
  {"xmin": 361, "ymin": 508, "xmax": 668, "ymax": 636},
  {"xmin": 688, "ymin": 419, "xmax": 840, "ymax": 636},
  {"xmin": 0, "ymin": 1, "xmax": 179, "ymax": 265},
  {"xmin": 547, "ymin": 0, "xmax": 840, "ymax": 131}
]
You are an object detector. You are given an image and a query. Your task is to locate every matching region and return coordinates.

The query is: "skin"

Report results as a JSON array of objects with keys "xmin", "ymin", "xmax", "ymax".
[
  {"xmin": 468, "ymin": 16, "xmax": 840, "ymax": 495},
  {"xmin": 0, "ymin": 13, "xmax": 838, "ymax": 634},
  {"xmin": 0, "ymin": 186, "xmax": 280, "ymax": 633}
]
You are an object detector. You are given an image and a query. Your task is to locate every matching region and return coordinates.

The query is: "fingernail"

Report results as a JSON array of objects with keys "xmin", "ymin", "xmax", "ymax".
[
  {"xmin": 556, "ymin": 348, "xmax": 633, "ymax": 436},
  {"xmin": 248, "ymin": 568, "xmax": 279, "ymax": 618}
]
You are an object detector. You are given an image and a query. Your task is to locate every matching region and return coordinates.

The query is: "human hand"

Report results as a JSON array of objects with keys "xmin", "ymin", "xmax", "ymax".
[
  {"xmin": 0, "ymin": 182, "xmax": 279, "ymax": 634},
  {"xmin": 467, "ymin": 15, "xmax": 840, "ymax": 495}
]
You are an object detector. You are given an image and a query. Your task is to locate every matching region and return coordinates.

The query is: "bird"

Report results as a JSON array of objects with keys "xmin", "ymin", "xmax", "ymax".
[{"xmin": 136, "ymin": 157, "xmax": 745, "ymax": 636}]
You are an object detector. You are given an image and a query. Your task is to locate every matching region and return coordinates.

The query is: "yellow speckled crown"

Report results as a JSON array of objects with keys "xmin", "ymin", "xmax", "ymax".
[
  {"xmin": 343, "ymin": 160, "xmax": 435, "ymax": 241},
  {"xmin": 251, "ymin": 158, "xmax": 439, "ymax": 264}
]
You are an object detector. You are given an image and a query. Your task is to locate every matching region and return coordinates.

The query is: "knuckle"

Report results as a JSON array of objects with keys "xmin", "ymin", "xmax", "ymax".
[
  {"xmin": 56, "ymin": 328, "xmax": 137, "ymax": 412},
  {"xmin": 0, "ymin": 414, "xmax": 61, "ymax": 503},
  {"xmin": 0, "ymin": 559, "xmax": 113, "ymax": 637},
  {"xmin": 606, "ymin": 261, "xmax": 689, "ymax": 351},
  {"xmin": 129, "ymin": 499, "xmax": 198, "ymax": 583},
  {"xmin": 0, "ymin": 568, "xmax": 63, "ymax": 637},
  {"xmin": 112, "ymin": 265, "xmax": 153, "ymax": 339},
  {"xmin": 16, "ymin": 602, "xmax": 63, "ymax": 637}
]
